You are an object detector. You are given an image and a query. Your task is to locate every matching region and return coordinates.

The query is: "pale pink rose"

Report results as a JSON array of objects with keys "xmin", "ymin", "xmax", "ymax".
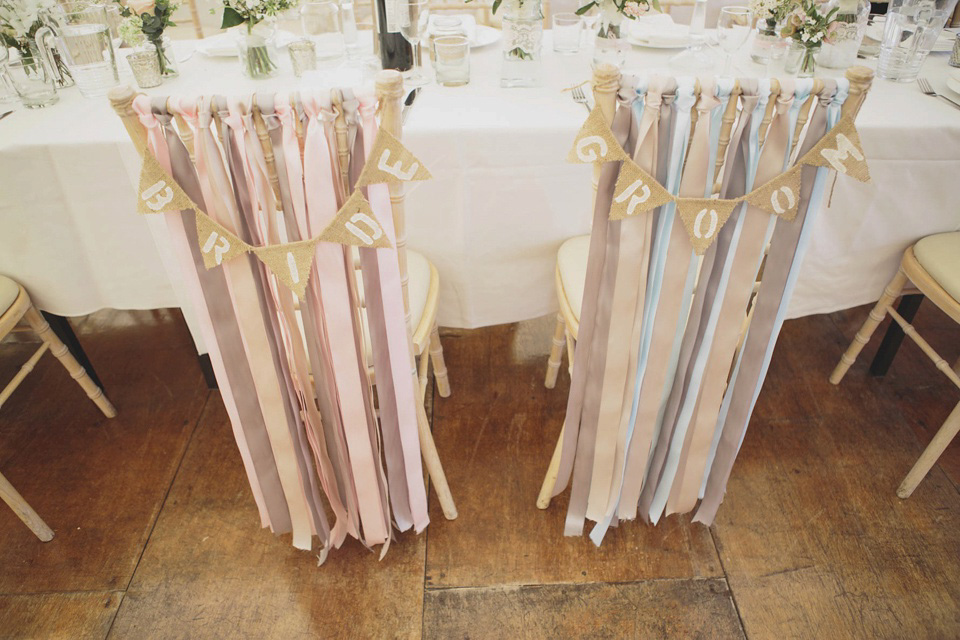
[
  {"xmin": 824, "ymin": 21, "xmax": 841, "ymax": 44},
  {"xmin": 623, "ymin": 0, "xmax": 649, "ymax": 17},
  {"xmin": 127, "ymin": 0, "xmax": 156, "ymax": 15}
]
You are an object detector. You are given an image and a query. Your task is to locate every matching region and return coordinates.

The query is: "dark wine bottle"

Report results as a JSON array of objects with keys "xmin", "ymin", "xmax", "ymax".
[{"xmin": 375, "ymin": 0, "xmax": 413, "ymax": 71}]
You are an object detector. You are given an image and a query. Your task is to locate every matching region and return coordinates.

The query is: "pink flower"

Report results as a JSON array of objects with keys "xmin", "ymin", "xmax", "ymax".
[
  {"xmin": 788, "ymin": 8, "xmax": 804, "ymax": 26},
  {"xmin": 623, "ymin": 1, "xmax": 649, "ymax": 18},
  {"xmin": 824, "ymin": 21, "xmax": 841, "ymax": 44},
  {"xmin": 127, "ymin": 0, "xmax": 156, "ymax": 15}
]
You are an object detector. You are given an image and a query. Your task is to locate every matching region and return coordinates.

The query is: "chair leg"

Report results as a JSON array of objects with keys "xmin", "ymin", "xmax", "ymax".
[
  {"xmin": 414, "ymin": 389, "xmax": 457, "ymax": 519},
  {"xmin": 0, "ymin": 471, "xmax": 54, "ymax": 542},
  {"xmin": 24, "ymin": 307, "xmax": 117, "ymax": 419},
  {"xmin": 428, "ymin": 323, "xmax": 451, "ymax": 398},
  {"xmin": 565, "ymin": 330, "xmax": 575, "ymax": 378},
  {"xmin": 545, "ymin": 313, "xmax": 566, "ymax": 389},
  {"xmin": 537, "ymin": 426, "xmax": 564, "ymax": 509},
  {"xmin": 898, "ymin": 401, "xmax": 960, "ymax": 499},
  {"xmin": 830, "ymin": 269, "xmax": 908, "ymax": 385},
  {"xmin": 417, "ymin": 345, "xmax": 430, "ymax": 403}
]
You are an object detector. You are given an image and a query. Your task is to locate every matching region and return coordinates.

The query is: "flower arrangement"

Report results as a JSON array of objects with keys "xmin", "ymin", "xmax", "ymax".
[
  {"xmin": 0, "ymin": 0, "xmax": 56, "ymax": 60},
  {"xmin": 779, "ymin": 0, "xmax": 839, "ymax": 47},
  {"xmin": 749, "ymin": 0, "xmax": 792, "ymax": 32},
  {"xmin": 116, "ymin": 0, "xmax": 179, "ymax": 76},
  {"xmin": 219, "ymin": 0, "xmax": 298, "ymax": 77},
  {"xmin": 575, "ymin": 0, "xmax": 661, "ymax": 24}
]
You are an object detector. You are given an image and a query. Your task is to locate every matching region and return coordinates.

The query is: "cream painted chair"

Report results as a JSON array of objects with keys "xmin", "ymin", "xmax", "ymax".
[
  {"xmin": 0, "ymin": 275, "xmax": 117, "ymax": 541},
  {"xmin": 831, "ymin": 232, "xmax": 960, "ymax": 499}
]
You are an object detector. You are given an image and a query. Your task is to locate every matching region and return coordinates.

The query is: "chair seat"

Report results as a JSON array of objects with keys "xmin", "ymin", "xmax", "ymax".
[
  {"xmin": 360, "ymin": 250, "xmax": 432, "ymax": 360},
  {"xmin": 0, "ymin": 275, "xmax": 20, "ymax": 315},
  {"xmin": 557, "ymin": 235, "xmax": 590, "ymax": 321},
  {"xmin": 915, "ymin": 232, "xmax": 960, "ymax": 304}
]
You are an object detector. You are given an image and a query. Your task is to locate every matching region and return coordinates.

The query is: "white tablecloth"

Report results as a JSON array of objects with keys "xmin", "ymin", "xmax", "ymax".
[{"xmin": 2, "ymin": 30, "xmax": 959, "ymax": 331}]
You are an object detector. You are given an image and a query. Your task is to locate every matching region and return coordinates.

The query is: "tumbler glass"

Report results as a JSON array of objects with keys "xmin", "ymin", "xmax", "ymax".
[
  {"xmin": 434, "ymin": 35, "xmax": 469, "ymax": 86},
  {"xmin": 553, "ymin": 12, "xmax": 582, "ymax": 54},
  {"xmin": 6, "ymin": 57, "xmax": 59, "ymax": 108}
]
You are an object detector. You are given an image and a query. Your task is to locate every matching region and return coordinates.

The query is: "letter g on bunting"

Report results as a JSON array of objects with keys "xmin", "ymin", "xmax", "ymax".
[{"xmin": 567, "ymin": 105, "xmax": 630, "ymax": 165}]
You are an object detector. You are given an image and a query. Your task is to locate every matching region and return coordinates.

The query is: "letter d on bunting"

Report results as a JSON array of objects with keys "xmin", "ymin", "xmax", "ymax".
[
  {"xmin": 319, "ymin": 190, "xmax": 393, "ymax": 249},
  {"xmin": 609, "ymin": 159, "xmax": 674, "ymax": 220},
  {"xmin": 567, "ymin": 105, "xmax": 630, "ymax": 165}
]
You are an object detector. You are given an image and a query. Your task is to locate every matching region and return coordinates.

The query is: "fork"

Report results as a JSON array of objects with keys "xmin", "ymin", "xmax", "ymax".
[
  {"xmin": 917, "ymin": 77, "xmax": 960, "ymax": 110},
  {"xmin": 572, "ymin": 85, "xmax": 592, "ymax": 113}
]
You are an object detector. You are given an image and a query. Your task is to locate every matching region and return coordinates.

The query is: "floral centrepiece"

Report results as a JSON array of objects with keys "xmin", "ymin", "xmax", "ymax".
[
  {"xmin": 0, "ymin": 0, "xmax": 56, "ymax": 60},
  {"xmin": 748, "ymin": 0, "xmax": 791, "ymax": 63},
  {"xmin": 116, "ymin": 0, "xmax": 180, "ymax": 77},
  {"xmin": 779, "ymin": 0, "xmax": 840, "ymax": 75},
  {"xmin": 576, "ymin": 0, "xmax": 660, "ymax": 67},
  {"xmin": 219, "ymin": 0, "xmax": 299, "ymax": 78}
]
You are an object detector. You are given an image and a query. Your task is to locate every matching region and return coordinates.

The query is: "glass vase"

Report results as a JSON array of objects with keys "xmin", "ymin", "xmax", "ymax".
[
  {"xmin": 500, "ymin": 0, "xmax": 543, "ymax": 88},
  {"xmin": 785, "ymin": 40, "xmax": 819, "ymax": 77},
  {"xmin": 750, "ymin": 19, "xmax": 786, "ymax": 64},
  {"xmin": 152, "ymin": 35, "xmax": 179, "ymax": 77},
  {"xmin": 593, "ymin": 19, "xmax": 626, "ymax": 68},
  {"xmin": 817, "ymin": 0, "xmax": 870, "ymax": 69},
  {"xmin": 237, "ymin": 20, "xmax": 280, "ymax": 79}
]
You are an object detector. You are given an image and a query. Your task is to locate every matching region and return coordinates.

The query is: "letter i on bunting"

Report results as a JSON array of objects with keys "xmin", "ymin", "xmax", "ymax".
[
  {"xmin": 194, "ymin": 211, "xmax": 250, "ymax": 269},
  {"xmin": 319, "ymin": 190, "xmax": 393, "ymax": 249},
  {"xmin": 676, "ymin": 198, "xmax": 742, "ymax": 255},
  {"xmin": 745, "ymin": 165, "xmax": 804, "ymax": 221},
  {"xmin": 567, "ymin": 105, "xmax": 629, "ymax": 165},
  {"xmin": 137, "ymin": 152, "xmax": 198, "ymax": 215},
  {"xmin": 356, "ymin": 129, "xmax": 432, "ymax": 186},
  {"xmin": 609, "ymin": 159, "xmax": 674, "ymax": 220},
  {"xmin": 253, "ymin": 238, "xmax": 319, "ymax": 300}
]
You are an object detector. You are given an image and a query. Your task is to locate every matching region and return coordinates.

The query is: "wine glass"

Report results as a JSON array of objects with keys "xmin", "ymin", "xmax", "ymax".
[
  {"xmin": 716, "ymin": 6, "xmax": 752, "ymax": 75},
  {"xmin": 399, "ymin": 0, "xmax": 430, "ymax": 87},
  {"xmin": 668, "ymin": 0, "xmax": 714, "ymax": 73},
  {"xmin": 579, "ymin": 0, "xmax": 600, "ymax": 46}
]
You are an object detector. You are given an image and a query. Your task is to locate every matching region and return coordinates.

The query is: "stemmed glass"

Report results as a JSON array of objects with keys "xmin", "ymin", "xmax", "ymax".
[
  {"xmin": 578, "ymin": 0, "xmax": 600, "ymax": 46},
  {"xmin": 668, "ymin": 0, "xmax": 713, "ymax": 73},
  {"xmin": 716, "ymin": 6, "xmax": 753, "ymax": 75},
  {"xmin": 399, "ymin": 0, "xmax": 430, "ymax": 87}
]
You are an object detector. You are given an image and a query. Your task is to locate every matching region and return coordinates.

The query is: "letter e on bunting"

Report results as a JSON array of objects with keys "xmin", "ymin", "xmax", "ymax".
[
  {"xmin": 609, "ymin": 159, "xmax": 674, "ymax": 220},
  {"xmin": 677, "ymin": 198, "xmax": 741, "ymax": 255},
  {"xmin": 567, "ymin": 105, "xmax": 629, "ymax": 165},
  {"xmin": 746, "ymin": 165, "xmax": 804, "ymax": 221},
  {"xmin": 802, "ymin": 116, "xmax": 871, "ymax": 182},
  {"xmin": 195, "ymin": 212, "xmax": 250, "ymax": 269},
  {"xmin": 137, "ymin": 151, "xmax": 197, "ymax": 214},
  {"xmin": 356, "ymin": 128, "xmax": 432, "ymax": 186},
  {"xmin": 319, "ymin": 190, "xmax": 393, "ymax": 249},
  {"xmin": 253, "ymin": 238, "xmax": 319, "ymax": 300}
]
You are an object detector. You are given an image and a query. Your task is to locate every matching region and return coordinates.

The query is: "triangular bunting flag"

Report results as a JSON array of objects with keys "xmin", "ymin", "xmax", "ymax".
[
  {"xmin": 137, "ymin": 152, "xmax": 199, "ymax": 214},
  {"xmin": 745, "ymin": 165, "xmax": 804, "ymax": 221},
  {"xmin": 356, "ymin": 129, "xmax": 432, "ymax": 187},
  {"xmin": 318, "ymin": 190, "xmax": 393, "ymax": 249},
  {"xmin": 800, "ymin": 116, "xmax": 871, "ymax": 183},
  {"xmin": 194, "ymin": 211, "xmax": 250, "ymax": 269},
  {"xmin": 676, "ymin": 198, "xmax": 742, "ymax": 256},
  {"xmin": 253, "ymin": 238, "xmax": 319, "ymax": 300},
  {"xmin": 566, "ymin": 105, "xmax": 630, "ymax": 165},
  {"xmin": 609, "ymin": 159, "xmax": 674, "ymax": 220}
]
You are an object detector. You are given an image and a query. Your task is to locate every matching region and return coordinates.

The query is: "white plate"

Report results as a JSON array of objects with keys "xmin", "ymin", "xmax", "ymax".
[
  {"xmin": 471, "ymin": 25, "xmax": 500, "ymax": 48},
  {"xmin": 947, "ymin": 71, "xmax": 960, "ymax": 97},
  {"xmin": 627, "ymin": 34, "xmax": 691, "ymax": 49}
]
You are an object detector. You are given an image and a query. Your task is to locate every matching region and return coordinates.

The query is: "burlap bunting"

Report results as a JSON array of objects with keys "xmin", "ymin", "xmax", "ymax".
[
  {"xmin": 195, "ymin": 211, "xmax": 250, "ymax": 269},
  {"xmin": 745, "ymin": 165, "xmax": 804, "ymax": 221},
  {"xmin": 676, "ymin": 198, "xmax": 742, "ymax": 256},
  {"xmin": 610, "ymin": 159, "xmax": 674, "ymax": 220},
  {"xmin": 356, "ymin": 129, "xmax": 432, "ymax": 187},
  {"xmin": 319, "ymin": 190, "xmax": 393, "ymax": 249},
  {"xmin": 802, "ymin": 116, "xmax": 871, "ymax": 182},
  {"xmin": 252, "ymin": 238, "xmax": 319, "ymax": 300},
  {"xmin": 567, "ymin": 105, "xmax": 630, "ymax": 165},
  {"xmin": 137, "ymin": 151, "xmax": 197, "ymax": 215}
]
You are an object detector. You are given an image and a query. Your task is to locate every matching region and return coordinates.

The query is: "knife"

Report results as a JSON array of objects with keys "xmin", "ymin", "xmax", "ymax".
[{"xmin": 402, "ymin": 88, "xmax": 419, "ymax": 125}]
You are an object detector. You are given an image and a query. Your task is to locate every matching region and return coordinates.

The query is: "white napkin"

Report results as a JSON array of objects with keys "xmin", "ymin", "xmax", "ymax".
[
  {"xmin": 628, "ymin": 13, "xmax": 690, "ymax": 47},
  {"xmin": 427, "ymin": 14, "xmax": 478, "ymax": 43},
  {"xmin": 196, "ymin": 29, "xmax": 299, "ymax": 57}
]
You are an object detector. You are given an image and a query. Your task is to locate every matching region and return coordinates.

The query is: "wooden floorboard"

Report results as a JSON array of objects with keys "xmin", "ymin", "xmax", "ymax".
[{"xmin": 0, "ymin": 591, "xmax": 122, "ymax": 640}]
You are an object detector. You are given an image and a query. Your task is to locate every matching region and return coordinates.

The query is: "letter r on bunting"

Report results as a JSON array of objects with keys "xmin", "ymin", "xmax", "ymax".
[{"xmin": 609, "ymin": 159, "xmax": 674, "ymax": 220}]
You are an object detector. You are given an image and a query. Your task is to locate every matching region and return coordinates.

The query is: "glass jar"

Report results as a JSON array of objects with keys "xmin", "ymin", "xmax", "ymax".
[
  {"xmin": 145, "ymin": 35, "xmax": 179, "ymax": 78},
  {"xmin": 500, "ymin": 0, "xmax": 543, "ymax": 88},
  {"xmin": 816, "ymin": 0, "xmax": 869, "ymax": 69},
  {"xmin": 429, "ymin": 15, "xmax": 465, "ymax": 63},
  {"xmin": 785, "ymin": 40, "xmax": 820, "ymax": 77},
  {"xmin": 593, "ymin": 19, "xmax": 626, "ymax": 68},
  {"xmin": 237, "ymin": 19, "xmax": 280, "ymax": 79},
  {"xmin": 750, "ymin": 18, "xmax": 786, "ymax": 65}
]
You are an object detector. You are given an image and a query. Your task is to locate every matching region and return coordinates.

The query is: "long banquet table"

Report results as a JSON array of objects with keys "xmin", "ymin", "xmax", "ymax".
[{"xmin": 2, "ymin": 30, "xmax": 959, "ymax": 341}]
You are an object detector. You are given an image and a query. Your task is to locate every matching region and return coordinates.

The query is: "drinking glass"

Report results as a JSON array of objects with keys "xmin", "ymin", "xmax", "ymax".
[
  {"xmin": 126, "ymin": 49, "xmax": 162, "ymax": 88},
  {"xmin": 6, "ymin": 58, "xmax": 59, "ymax": 108},
  {"xmin": 877, "ymin": 0, "xmax": 959, "ymax": 82},
  {"xmin": 578, "ymin": 0, "xmax": 600, "ymax": 44},
  {"xmin": 0, "ymin": 46, "xmax": 17, "ymax": 105},
  {"xmin": 669, "ymin": 0, "xmax": 713, "ymax": 72},
  {"xmin": 716, "ymin": 6, "xmax": 752, "ymax": 75},
  {"xmin": 35, "ymin": 2, "xmax": 119, "ymax": 97},
  {"xmin": 399, "ymin": 0, "xmax": 430, "ymax": 86},
  {"xmin": 434, "ymin": 35, "xmax": 470, "ymax": 86},
  {"xmin": 301, "ymin": 1, "xmax": 346, "ymax": 65},
  {"xmin": 858, "ymin": 14, "xmax": 886, "ymax": 59},
  {"xmin": 553, "ymin": 12, "xmax": 582, "ymax": 53}
]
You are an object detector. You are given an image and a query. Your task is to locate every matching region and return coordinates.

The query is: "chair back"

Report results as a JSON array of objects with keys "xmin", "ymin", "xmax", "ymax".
[{"xmin": 553, "ymin": 64, "xmax": 873, "ymax": 542}]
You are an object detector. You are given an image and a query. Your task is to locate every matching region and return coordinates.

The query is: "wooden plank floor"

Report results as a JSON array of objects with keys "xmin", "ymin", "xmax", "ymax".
[{"xmin": 0, "ymin": 304, "xmax": 957, "ymax": 639}]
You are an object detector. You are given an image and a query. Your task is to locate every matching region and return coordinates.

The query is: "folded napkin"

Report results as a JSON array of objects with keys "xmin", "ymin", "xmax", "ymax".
[
  {"xmin": 629, "ymin": 13, "xmax": 690, "ymax": 47},
  {"xmin": 427, "ymin": 14, "xmax": 478, "ymax": 43}
]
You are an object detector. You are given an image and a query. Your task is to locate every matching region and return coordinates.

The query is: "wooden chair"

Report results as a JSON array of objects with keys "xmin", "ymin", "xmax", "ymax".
[
  {"xmin": 0, "ymin": 275, "xmax": 117, "ymax": 541},
  {"xmin": 830, "ymin": 232, "xmax": 960, "ymax": 499}
]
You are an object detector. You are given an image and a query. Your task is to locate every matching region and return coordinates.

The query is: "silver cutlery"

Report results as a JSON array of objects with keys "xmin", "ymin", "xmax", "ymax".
[
  {"xmin": 572, "ymin": 85, "xmax": 591, "ymax": 113},
  {"xmin": 917, "ymin": 77, "xmax": 960, "ymax": 110},
  {"xmin": 402, "ymin": 88, "xmax": 420, "ymax": 125}
]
